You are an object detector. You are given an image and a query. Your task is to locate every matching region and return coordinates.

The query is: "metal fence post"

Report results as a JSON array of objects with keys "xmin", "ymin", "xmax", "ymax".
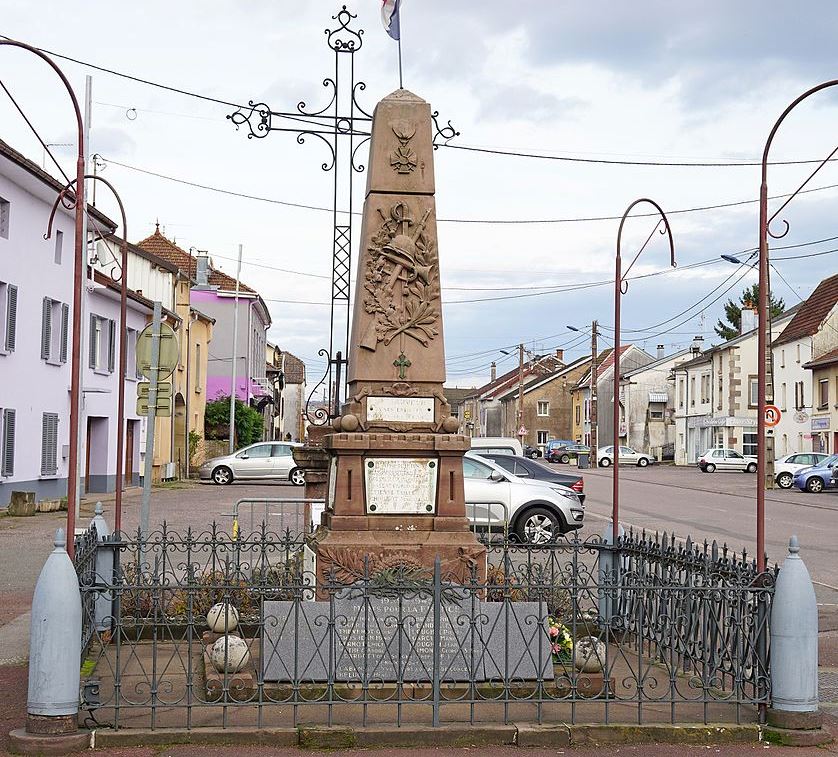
[
  {"xmin": 598, "ymin": 521, "xmax": 623, "ymax": 629},
  {"xmin": 432, "ymin": 556, "xmax": 441, "ymax": 728}
]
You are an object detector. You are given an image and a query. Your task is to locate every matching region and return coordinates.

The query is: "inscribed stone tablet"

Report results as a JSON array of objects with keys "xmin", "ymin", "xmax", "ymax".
[
  {"xmin": 364, "ymin": 457, "xmax": 438, "ymax": 514},
  {"xmin": 366, "ymin": 396, "xmax": 435, "ymax": 423}
]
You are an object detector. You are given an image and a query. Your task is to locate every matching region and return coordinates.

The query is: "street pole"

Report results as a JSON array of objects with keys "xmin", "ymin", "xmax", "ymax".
[
  {"xmin": 590, "ymin": 320, "xmax": 598, "ymax": 468},
  {"xmin": 228, "ymin": 244, "xmax": 243, "ymax": 454},
  {"xmin": 140, "ymin": 302, "xmax": 162, "ymax": 543},
  {"xmin": 517, "ymin": 343, "xmax": 524, "ymax": 442}
]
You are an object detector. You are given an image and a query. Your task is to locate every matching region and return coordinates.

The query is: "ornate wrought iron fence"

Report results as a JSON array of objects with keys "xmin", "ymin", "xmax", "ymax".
[
  {"xmin": 74, "ymin": 523, "xmax": 100, "ymax": 657},
  {"xmin": 74, "ymin": 523, "xmax": 773, "ymax": 731}
]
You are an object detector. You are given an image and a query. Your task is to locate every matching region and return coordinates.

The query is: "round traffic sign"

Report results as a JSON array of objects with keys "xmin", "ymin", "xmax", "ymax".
[
  {"xmin": 136, "ymin": 321, "xmax": 179, "ymax": 380},
  {"xmin": 765, "ymin": 404, "xmax": 781, "ymax": 427}
]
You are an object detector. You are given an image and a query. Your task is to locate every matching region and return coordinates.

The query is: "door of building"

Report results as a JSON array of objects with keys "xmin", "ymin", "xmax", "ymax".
[{"xmin": 125, "ymin": 421, "xmax": 135, "ymax": 485}]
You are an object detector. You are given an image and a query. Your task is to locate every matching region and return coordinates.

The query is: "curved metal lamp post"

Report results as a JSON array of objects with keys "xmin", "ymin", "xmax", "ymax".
[
  {"xmin": 756, "ymin": 79, "xmax": 838, "ymax": 572},
  {"xmin": 613, "ymin": 200, "xmax": 676, "ymax": 545},
  {"xmin": 1, "ymin": 40, "xmax": 85, "ymax": 557},
  {"xmin": 46, "ymin": 175, "xmax": 128, "ymax": 534}
]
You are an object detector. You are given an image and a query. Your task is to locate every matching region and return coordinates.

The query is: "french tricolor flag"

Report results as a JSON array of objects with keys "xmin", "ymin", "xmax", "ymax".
[{"xmin": 381, "ymin": 0, "xmax": 402, "ymax": 40}]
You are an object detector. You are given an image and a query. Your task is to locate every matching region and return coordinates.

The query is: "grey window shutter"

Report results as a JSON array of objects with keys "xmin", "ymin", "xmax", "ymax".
[
  {"xmin": 89, "ymin": 313, "xmax": 97, "ymax": 368},
  {"xmin": 41, "ymin": 412, "xmax": 58, "ymax": 476},
  {"xmin": 59, "ymin": 303, "xmax": 69, "ymax": 363},
  {"xmin": 41, "ymin": 298, "xmax": 52, "ymax": 360},
  {"xmin": 108, "ymin": 319, "xmax": 116, "ymax": 372},
  {"xmin": 5, "ymin": 284, "xmax": 17, "ymax": 352},
  {"xmin": 1, "ymin": 408, "xmax": 15, "ymax": 476},
  {"xmin": 136, "ymin": 331, "xmax": 144, "ymax": 378}
]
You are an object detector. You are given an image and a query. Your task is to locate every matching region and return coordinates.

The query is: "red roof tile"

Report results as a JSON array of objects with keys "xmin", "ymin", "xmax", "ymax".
[
  {"xmin": 774, "ymin": 274, "xmax": 838, "ymax": 347},
  {"xmin": 135, "ymin": 226, "xmax": 256, "ymax": 294},
  {"xmin": 804, "ymin": 346, "xmax": 838, "ymax": 369}
]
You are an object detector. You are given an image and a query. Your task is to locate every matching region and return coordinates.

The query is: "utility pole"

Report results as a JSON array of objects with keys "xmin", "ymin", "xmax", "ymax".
[
  {"xmin": 228, "ymin": 244, "xmax": 243, "ymax": 454},
  {"xmin": 590, "ymin": 320, "xmax": 599, "ymax": 467},
  {"xmin": 517, "ymin": 343, "xmax": 525, "ymax": 443}
]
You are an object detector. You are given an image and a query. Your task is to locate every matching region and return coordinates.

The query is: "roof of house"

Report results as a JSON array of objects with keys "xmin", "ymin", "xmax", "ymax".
[
  {"xmin": 281, "ymin": 351, "xmax": 306, "ymax": 384},
  {"xmin": 621, "ymin": 347, "xmax": 693, "ymax": 378},
  {"xmin": 105, "ymin": 233, "xmax": 181, "ymax": 276},
  {"xmin": 465, "ymin": 355, "xmax": 565, "ymax": 401},
  {"xmin": 91, "ymin": 268, "xmax": 180, "ymax": 323},
  {"xmin": 444, "ymin": 387, "xmax": 478, "ymax": 406},
  {"xmin": 0, "ymin": 137, "xmax": 116, "ymax": 228},
  {"xmin": 803, "ymin": 346, "xmax": 838, "ymax": 370},
  {"xmin": 498, "ymin": 354, "xmax": 591, "ymax": 402},
  {"xmin": 136, "ymin": 226, "xmax": 256, "ymax": 294},
  {"xmin": 773, "ymin": 273, "xmax": 838, "ymax": 347}
]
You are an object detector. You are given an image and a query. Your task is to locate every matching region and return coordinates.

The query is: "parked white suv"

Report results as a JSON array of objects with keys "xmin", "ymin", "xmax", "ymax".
[
  {"xmin": 697, "ymin": 448, "xmax": 757, "ymax": 473},
  {"xmin": 774, "ymin": 452, "xmax": 830, "ymax": 489},
  {"xmin": 463, "ymin": 452, "xmax": 584, "ymax": 543}
]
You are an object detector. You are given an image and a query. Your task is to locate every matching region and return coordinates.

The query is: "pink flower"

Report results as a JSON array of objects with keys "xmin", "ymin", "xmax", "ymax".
[
  {"xmin": 548, "ymin": 626, "xmax": 559, "ymax": 638},
  {"xmin": 551, "ymin": 643, "xmax": 562, "ymax": 655}
]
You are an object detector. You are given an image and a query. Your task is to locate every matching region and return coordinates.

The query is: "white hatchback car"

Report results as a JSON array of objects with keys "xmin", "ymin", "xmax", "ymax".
[
  {"xmin": 697, "ymin": 448, "xmax": 757, "ymax": 473},
  {"xmin": 597, "ymin": 445, "xmax": 653, "ymax": 467},
  {"xmin": 200, "ymin": 441, "xmax": 305, "ymax": 485},
  {"xmin": 463, "ymin": 452, "xmax": 584, "ymax": 543},
  {"xmin": 774, "ymin": 452, "xmax": 830, "ymax": 489}
]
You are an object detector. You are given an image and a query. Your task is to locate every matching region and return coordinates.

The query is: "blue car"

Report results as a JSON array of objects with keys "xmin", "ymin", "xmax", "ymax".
[{"xmin": 793, "ymin": 453, "xmax": 838, "ymax": 493}]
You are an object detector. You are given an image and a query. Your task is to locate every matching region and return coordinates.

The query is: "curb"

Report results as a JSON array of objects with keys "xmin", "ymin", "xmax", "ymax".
[{"xmin": 44, "ymin": 722, "xmax": 761, "ymax": 751}]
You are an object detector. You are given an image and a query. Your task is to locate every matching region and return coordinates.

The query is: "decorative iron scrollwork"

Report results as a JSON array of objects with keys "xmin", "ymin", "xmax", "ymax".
[
  {"xmin": 326, "ymin": 5, "xmax": 364, "ymax": 52},
  {"xmin": 432, "ymin": 110, "xmax": 460, "ymax": 149}
]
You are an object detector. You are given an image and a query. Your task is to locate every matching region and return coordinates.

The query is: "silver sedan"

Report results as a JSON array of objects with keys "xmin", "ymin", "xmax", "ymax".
[{"xmin": 199, "ymin": 442, "xmax": 306, "ymax": 486}]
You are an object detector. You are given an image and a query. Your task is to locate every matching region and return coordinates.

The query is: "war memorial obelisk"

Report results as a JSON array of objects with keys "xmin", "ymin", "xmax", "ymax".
[{"xmin": 312, "ymin": 89, "xmax": 487, "ymax": 586}]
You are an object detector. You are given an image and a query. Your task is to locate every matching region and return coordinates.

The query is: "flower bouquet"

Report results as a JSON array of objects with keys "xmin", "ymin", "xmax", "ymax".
[{"xmin": 547, "ymin": 616, "xmax": 573, "ymax": 664}]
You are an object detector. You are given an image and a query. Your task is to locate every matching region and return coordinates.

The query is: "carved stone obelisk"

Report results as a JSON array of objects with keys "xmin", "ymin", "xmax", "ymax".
[{"xmin": 313, "ymin": 89, "xmax": 486, "ymax": 588}]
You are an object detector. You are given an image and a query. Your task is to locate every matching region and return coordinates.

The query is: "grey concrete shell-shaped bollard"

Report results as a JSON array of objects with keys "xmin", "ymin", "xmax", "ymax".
[
  {"xmin": 765, "ymin": 535, "xmax": 832, "ymax": 746},
  {"xmin": 90, "ymin": 502, "xmax": 114, "ymax": 633},
  {"xmin": 26, "ymin": 528, "xmax": 82, "ymax": 732}
]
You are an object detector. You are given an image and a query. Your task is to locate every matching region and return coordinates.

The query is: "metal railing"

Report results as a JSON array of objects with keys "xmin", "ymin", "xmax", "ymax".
[
  {"xmin": 228, "ymin": 498, "xmax": 324, "ymax": 538},
  {"xmin": 72, "ymin": 523, "xmax": 773, "ymax": 730}
]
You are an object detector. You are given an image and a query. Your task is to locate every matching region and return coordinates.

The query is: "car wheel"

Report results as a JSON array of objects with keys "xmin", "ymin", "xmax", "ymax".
[
  {"xmin": 515, "ymin": 507, "xmax": 561, "ymax": 544},
  {"xmin": 637, "ymin": 458, "xmax": 649, "ymax": 467},
  {"xmin": 600, "ymin": 457, "xmax": 611, "ymax": 467},
  {"xmin": 746, "ymin": 462, "xmax": 757, "ymax": 473},
  {"xmin": 805, "ymin": 477, "xmax": 824, "ymax": 494},
  {"xmin": 777, "ymin": 472, "xmax": 793, "ymax": 489},
  {"xmin": 560, "ymin": 454, "xmax": 570, "ymax": 464},
  {"xmin": 290, "ymin": 468, "xmax": 306, "ymax": 486},
  {"xmin": 705, "ymin": 463, "xmax": 716, "ymax": 473},
  {"xmin": 212, "ymin": 466, "xmax": 233, "ymax": 485}
]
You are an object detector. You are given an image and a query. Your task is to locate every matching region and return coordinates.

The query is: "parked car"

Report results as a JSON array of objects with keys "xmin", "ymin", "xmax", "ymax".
[
  {"xmin": 469, "ymin": 436, "xmax": 523, "ymax": 456},
  {"xmin": 696, "ymin": 448, "xmax": 757, "ymax": 473},
  {"xmin": 476, "ymin": 452, "xmax": 585, "ymax": 503},
  {"xmin": 597, "ymin": 445, "xmax": 653, "ymax": 467},
  {"xmin": 544, "ymin": 439, "xmax": 576, "ymax": 459},
  {"xmin": 200, "ymin": 441, "xmax": 306, "ymax": 485},
  {"xmin": 463, "ymin": 451, "xmax": 584, "ymax": 543},
  {"xmin": 523, "ymin": 444, "xmax": 542, "ymax": 459},
  {"xmin": 793, "ymin": 454, "xmax": 838, "ymax": 493},
  {"xmin": 774, "ymin": 453, "xmax": 830, "ymax": 489},
  {"xmin": 546, "ymin": 444, "xmax": 590, "ymax": 464}
]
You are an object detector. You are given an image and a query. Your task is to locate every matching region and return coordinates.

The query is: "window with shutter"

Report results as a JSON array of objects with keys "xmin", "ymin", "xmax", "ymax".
[
  {"xmin": 108, "ymin": 319, "xmax": 116, "ymax": 372},
  {"xmin": 89, "ymin": 313, "xmax": 98, "ymax": 369},
  {"xmin": 41, "ymin": 297, "xmax": 52, "ymax": 360},
  {"xmin": 1, "ymin": 409, "xmax": 15, "ymax": 476},
  {"xmin": 59, "ymin": 303, "xmax": 69, "ymax": 363},
  {"xmin": 41, "ymin": 412, "xmax": 58, "ymax": 476},
  {"xmin": 4, "ymin": 284, "xmax": 16, "ymax": 352}
]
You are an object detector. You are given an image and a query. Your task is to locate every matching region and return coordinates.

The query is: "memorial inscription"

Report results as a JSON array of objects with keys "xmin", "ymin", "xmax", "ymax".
[
  {"xmin": 364, "ymin": 457, "xmax": 438, "ymax": 515},
  {"xmin": 366, "ymin": 396, "xmax": 435, "ymax": 423}
]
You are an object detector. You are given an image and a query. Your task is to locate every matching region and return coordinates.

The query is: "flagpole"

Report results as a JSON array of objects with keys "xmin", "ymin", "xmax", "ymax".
[{"xmin": 398, "ymin": 37, "xmax": 403, "ymax": 88}]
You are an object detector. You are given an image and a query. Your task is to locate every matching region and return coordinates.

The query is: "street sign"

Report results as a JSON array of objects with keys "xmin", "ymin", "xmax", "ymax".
[
  {"xmin": 136, "ymin": 380, "xmax": 173, "ymax": 417},
  {"xmin": 765, "ymin": 405, "xmax": 781, "ymax": 427},
  {"xmin": 463, "ymin": 410, "xmax": 472, "ymax": 421},
  {"xmin": 518, "ymin": 425, "xmax": 527, "ymax": 437},
  {"xmin": 137, "ymin": 321, "xmax": 179, "ymax": 380}
]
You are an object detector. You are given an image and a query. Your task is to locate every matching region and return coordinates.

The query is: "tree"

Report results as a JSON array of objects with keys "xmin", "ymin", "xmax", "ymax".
[
  {"xmin": 714, "ymin": 284, "xmax": 785, "ymax": 341},
  {"xmin": 204, "ymin": 396, "xmax": 264, "ymax": 447}
]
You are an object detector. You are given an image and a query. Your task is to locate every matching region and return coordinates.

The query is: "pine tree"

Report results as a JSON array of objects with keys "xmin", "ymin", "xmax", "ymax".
[{"xmin": 714, "ymin": 284, "xmax": 785, "ymax": 340}]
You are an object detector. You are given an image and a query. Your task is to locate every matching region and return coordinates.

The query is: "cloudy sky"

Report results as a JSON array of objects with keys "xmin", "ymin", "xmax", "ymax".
[{"xmin": 3, "ymin": 1, "xmax": 838, "ymax": 390}]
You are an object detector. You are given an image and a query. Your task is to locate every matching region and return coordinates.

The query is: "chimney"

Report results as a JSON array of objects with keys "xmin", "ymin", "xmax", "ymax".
[
  {"xmin": 555, "ymin": 349, "xmax": 564, "ymax": 362},
  {"xmin": 196, "ymin": 254, "xmax": 209, "ymax": 287},
  {"xmin": 657, "ymin": 344, "xmax": 665, "ymax": 360},
  {"xmin": 690, "ymin": 335, "xmax": 704, "ymax": 356},
  {"xmin": 740, "ymin": 305, "xmax": 757, "ymax": 334},
  {"xmin": 490, "ymin": 361, "xmax": 497, "ymax": 382}
]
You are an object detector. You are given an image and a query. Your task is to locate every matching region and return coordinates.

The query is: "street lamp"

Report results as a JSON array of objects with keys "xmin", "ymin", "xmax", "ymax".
[
  {"xmin": 612, "ymin": 199, "xmax": 676, "ymax": 546},
  {"xmin": 1, "ymin": 40, "xmax": 86, "ymax": 557}
]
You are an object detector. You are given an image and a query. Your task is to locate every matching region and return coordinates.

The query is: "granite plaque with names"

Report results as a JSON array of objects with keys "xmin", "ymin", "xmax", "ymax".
[
  {"xmin": 262, "ymin": 592, "xmax": 551, "ymax": 683},
  {"xmin": 366, "ymin": 396, "xmax": 435, "ymax": 423},
  {"xmin": 364, "ymin": 457, "xmax": 438, "ymax": 515}
]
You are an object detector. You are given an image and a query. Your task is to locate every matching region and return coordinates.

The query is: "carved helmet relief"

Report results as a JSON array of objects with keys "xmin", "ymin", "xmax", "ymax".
[{"xmin": 360, "ymin": 200, "xmax": 440, "ymax": 354}]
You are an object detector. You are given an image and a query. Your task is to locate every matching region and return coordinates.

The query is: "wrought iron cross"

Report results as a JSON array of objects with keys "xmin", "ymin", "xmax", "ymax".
[{"xmin": 393, "ymin": 352, "xmax": 411, "ymax": 380}]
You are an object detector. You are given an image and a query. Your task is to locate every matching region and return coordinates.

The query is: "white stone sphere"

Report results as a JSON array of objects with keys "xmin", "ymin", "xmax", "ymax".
[
  {"xmin": 210, "ymin": 635, "xmax": 250, "ymax": 673},
  {"xmin": 573, "ymin": 636, "xmax": 606, "ymax": 673},
  {"xmin": 207, "ymin": 602, "xmax": 239, "ymax": 633}
]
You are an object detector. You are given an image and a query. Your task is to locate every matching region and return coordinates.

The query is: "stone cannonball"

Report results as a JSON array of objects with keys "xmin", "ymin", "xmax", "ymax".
[
  {"xmin": 210, "ymin": 635, "xmax": 251, "ymax": 673},
  {"xmin": 573, "ymin": 636, "xmax": 606, "ymax": 673},
  {"xmin": 331, "ymin": 416, "xmax": 342, "ymax": 431},
  {"xmin": 340, "ymin": 414, "xmax": 360, "ymax": 432},
  {"xmin": 207, "ymin": 602, "xmax": 239, "ymax": 633},
  {"xmin": 442, "ymin": 415, "xmax": 461, "ymax": 433}
]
